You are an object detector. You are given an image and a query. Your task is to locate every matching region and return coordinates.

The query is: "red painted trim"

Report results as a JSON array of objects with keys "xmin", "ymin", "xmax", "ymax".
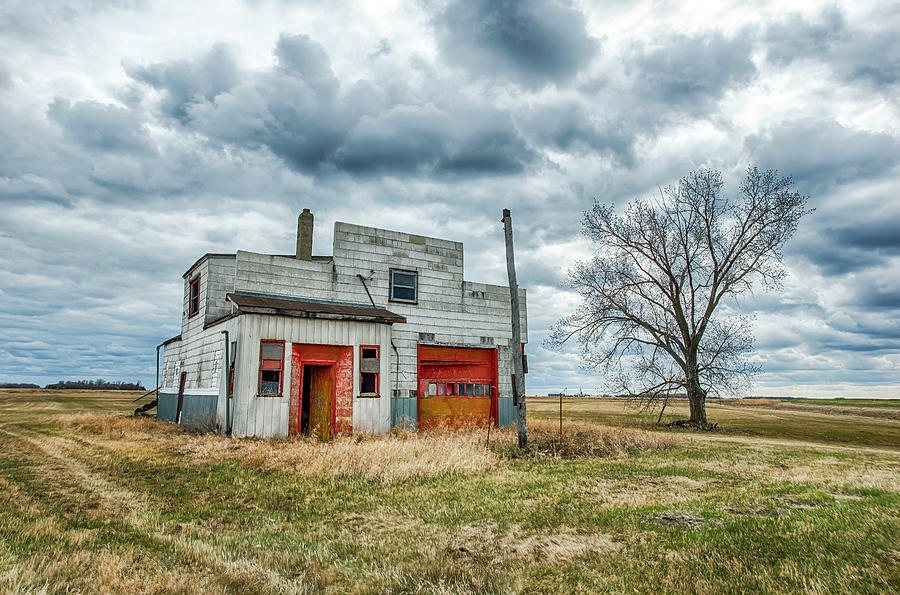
[
  {"xmin": 258, "ymin": 339, "xmax": 285, "ymax": 397},
  {"xmin": 359, "ymin": 345, "xmax": 380, "ymax": 397},
  {"xmin": 388, "ymin": 268, "xmax": 418, "ymax": 305},
  {"xmin": 290, "ymin": 344, "xmax": 354, "ymax": 435},
  {"xmin": 416, "ymin": 345, "xmax": 499, "ymax": 427},
  {"xmin": 188, "ymin": 276, "xmax": 201, "ymax": 318}
]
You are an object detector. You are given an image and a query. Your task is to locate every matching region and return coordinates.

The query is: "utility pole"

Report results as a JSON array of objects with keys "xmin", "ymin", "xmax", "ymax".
[{"xmin": 502, "ymin": 208, "xmax": 527, "ymax": 448}]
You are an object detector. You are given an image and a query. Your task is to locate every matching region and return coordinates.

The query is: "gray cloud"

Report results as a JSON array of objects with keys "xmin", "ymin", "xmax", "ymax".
[
  {"xmin": 745, "ymin": 119, "xmax": 900, "ymax": 192},
  {"xmin": 434, "ymin": 0, "xmax": 598, "ymax": 87},
  {"xmin": 764, "ymin": 7, "xmax": 845, "ymax": 65},
  {"xmin": 274, "ymin": 33, "xmax": 340, "ymax": 95},
  {"xmin": 764, "ymin": 7, "xmax": 900, "ymax": 90},
  {"xmin": 48, "ymin": 98, "xmax": 155, "ymax": 155},
  {"xmin": 520, "ymin": 101, "xmax": 636, "ymax": 165},
  {"xmin": 157, "ymin": 38, "xmax": 539, "ymax": 177},
  {"xmin": 127, "ymin": 44, "xmax": 240, "ymax": 123},
  {"xmin": 627, "ymin": 31, "xmax": 757, "ymax": 115},
  {"xmin": 2, "ymin": 1, "xmax": 900, "ymax": 396}
]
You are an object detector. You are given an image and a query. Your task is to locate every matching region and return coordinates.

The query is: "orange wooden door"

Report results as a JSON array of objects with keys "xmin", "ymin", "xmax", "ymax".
[{"xmin": 308, "ymin": 366, "xmax": 333, "ymax": 439}]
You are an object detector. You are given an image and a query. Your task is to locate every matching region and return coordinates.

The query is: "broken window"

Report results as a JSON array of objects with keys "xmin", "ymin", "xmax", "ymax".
[
  {"xmin": 258, "ymin": 340, "xmax": 284, "ymax": 396},
  {"xmin": 360, "ymin": 346, "xmax": 380, "ymax": 396},
  {"xmin": 188, "ymin": 275, "xmax": 200, "ymax": 317},
  {"xmin": 389, "ymin": 269, "xmax": 417, "ymax": 303}
]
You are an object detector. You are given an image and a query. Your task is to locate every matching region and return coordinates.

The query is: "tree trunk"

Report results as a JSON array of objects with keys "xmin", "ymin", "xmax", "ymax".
[{"xmin": 687, "ymin": 377, "xmax": 707, "ymax": 425}]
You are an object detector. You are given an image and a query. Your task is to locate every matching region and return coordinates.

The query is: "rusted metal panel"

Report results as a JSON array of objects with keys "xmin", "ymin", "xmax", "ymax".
[
  {"xmin": 418, "ymin": 396, "xmax": 491, "ymax": 424},
  {"xmin": 417, "ymin": 345, "xmax": 498, "ymax": 429}
]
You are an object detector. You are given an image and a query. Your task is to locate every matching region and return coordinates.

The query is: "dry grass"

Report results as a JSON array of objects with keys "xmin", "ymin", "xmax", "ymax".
[
  {"xmin": 54, "ymin": 414, "xmax": 673, "ymax": 482},
  {"xmin": 2, "ymin": 391, "xmax": 898, "ymax": 594},
  {"xmin": 59, "ymin": 412, "xmax": 186, "ymax": 438},
  {"xmin": 448, "ymin": 521, "xmax": 621, "ymax": 563},
  {"xmin": 179, "ymin": 427, "xmax": 502, "ymax": 481},
  {"xmin": 504, "ymin": 419, "xmax": 675, "ymax": 458}
]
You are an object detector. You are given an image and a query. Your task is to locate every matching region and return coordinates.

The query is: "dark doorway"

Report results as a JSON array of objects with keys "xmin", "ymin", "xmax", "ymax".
[{"xmin": 301, "ymin": 365, "xmax": 333, "ymax": 438}]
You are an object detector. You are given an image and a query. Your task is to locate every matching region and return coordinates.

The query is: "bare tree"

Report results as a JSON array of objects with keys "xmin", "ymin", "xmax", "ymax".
[{"xmin": 550, "ymin": 167, "xmax": 811, "ymax": 426}]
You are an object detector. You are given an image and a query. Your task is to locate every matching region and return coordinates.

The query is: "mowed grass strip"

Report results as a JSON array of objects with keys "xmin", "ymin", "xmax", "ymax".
[{"xmin": 0, "ymin": 389, "xmax": 897, "ymax": 593}]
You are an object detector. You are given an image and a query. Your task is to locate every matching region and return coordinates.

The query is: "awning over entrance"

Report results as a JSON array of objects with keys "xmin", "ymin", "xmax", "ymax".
[{"xmin": 226, "ymin": 292, "xmax": 406, "ymax": 324}]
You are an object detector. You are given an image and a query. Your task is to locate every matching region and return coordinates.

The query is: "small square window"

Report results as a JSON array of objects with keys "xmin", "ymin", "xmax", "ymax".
[{"xmin": 390, "ymin": 269, "xmax": 417, "ymax": 303}]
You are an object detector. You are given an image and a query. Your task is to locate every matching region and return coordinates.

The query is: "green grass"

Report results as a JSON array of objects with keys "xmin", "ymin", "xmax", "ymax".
[
  {"xmin": 528, "ymin": 396, "xmax": 900, "ymax": 449},
  {"xmin": 0, "ymin": 389, "xmax": 898, "ymax": 593}
]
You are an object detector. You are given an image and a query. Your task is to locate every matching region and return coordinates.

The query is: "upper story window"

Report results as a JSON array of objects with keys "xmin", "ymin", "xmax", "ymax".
[
  {"xmin": 188, "ymin": 276, "xmax": 200, "ymax": 317},
  {"xmin": 390, "ymin": 269, "xmax": 417, "ymax": 304}
]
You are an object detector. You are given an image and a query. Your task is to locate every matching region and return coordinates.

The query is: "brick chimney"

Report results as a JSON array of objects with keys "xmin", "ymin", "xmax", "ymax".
[{"xmin": 296, "ymin": 208, "xmax": 313, "ymax": 260}]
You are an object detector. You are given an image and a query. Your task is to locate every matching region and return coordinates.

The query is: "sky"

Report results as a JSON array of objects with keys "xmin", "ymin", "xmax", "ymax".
[{"xmin": 1, "ymin": 0, "xmax": 898, "ymax": 397}]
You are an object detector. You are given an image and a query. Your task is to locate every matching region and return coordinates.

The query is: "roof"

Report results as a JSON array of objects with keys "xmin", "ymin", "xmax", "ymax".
[
  {"xmin": 226, "ymin": 293, "xmax": 406, "ymax": 324},
  {"xmin": 161, "ymin": 334, "xmax": 182, "ymax": 346},
  {"xmin": 183, "ymin": 253, "xmax": 236, "ymax": 278},
  {"xmin": 183, "ymin": 253, "xmax": 333, "ymax": 278}
]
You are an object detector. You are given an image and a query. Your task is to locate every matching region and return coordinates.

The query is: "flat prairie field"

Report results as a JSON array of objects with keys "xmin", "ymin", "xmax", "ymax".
[{"xmin": 0, "ymin": 390, "xmax": 898, "ymax": 594}]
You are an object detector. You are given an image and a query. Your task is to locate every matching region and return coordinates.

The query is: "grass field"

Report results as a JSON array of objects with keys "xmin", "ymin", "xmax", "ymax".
[
  {"xmin": 0, "ymin": 389, "xmax": 898, "ymax": 594},
  {"xmin": 788, "ymin": 397, "xmax": 900, "ymax": 408}
]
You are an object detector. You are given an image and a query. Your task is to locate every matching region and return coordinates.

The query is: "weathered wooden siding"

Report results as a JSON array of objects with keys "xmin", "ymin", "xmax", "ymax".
[
  {"xmin": 230, "ymin": 314, "xmax": 392, "ymax": 438},
  {"xmin": 166, "ymin": 220, "xmax": 528, "ymax": 436}
]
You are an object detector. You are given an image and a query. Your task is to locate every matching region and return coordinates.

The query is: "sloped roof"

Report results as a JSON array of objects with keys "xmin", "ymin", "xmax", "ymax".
[{"xmin": 226, "ymin": 293, "xmax": 406, "ymax": 324}]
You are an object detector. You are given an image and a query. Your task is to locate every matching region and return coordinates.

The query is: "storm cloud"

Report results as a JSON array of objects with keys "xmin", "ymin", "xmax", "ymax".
[
  {"xmin": 435, "ymin": 0, "xmax": 598, "ymax": 87},
  {"xmin": 0, "ymin": 0, "xmax": 898, "ymax": 397}
]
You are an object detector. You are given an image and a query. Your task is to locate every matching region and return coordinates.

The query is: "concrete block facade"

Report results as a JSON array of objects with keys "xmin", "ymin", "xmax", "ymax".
[{"xmin": 159, "ymin": 216, "xmax": 527, "ymax": 437}]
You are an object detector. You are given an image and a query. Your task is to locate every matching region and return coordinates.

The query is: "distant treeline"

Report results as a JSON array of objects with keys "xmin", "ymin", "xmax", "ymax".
[
  {"xmin": 0, "ymin": 383, "xmax": 41, "ymax": 389},
  {"xmin": 40, "ymin": 379, "xmax": 146, "ymax": 391}
]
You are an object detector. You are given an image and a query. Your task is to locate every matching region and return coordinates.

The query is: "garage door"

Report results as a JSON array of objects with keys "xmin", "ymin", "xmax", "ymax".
[{"xmin": 417, "ymin": 345, "xmax": 498, "ymax": 429}]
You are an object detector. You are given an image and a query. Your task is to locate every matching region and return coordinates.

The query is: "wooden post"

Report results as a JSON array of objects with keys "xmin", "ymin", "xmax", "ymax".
[{"xmin": 502, "ymin": 208, "xmax": 527, "ymax": 449}]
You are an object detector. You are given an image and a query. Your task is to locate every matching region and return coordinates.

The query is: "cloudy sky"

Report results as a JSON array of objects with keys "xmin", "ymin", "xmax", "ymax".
[{"xmin": 1, "ymin": 0, "xmax": 898, "ymax": 396}]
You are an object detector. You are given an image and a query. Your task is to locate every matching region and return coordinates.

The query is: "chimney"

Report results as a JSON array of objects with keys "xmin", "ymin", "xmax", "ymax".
[{"xmin": 296, "ymin": 208, "xmax": 313, "ymax": 260}]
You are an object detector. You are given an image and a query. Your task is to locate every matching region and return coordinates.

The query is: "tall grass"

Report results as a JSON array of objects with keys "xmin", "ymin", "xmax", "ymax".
[{"xmin": 56, "ymin": 414, "xmax": 672, "ymax": 482}]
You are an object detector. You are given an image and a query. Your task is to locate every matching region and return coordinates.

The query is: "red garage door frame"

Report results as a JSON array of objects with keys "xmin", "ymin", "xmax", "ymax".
[{"xmin": 416, "ymin": 345, "xmax": 499, "ymax": 428}]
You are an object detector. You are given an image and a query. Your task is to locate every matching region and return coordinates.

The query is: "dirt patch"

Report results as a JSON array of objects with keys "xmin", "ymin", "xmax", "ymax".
[
  {"xmin": 449, "ymin": 522, "xmax": 620, "ymax": 562},
  {"xmin": 658, "ymin": 510, "xmax": 718, "ymax": 530}
]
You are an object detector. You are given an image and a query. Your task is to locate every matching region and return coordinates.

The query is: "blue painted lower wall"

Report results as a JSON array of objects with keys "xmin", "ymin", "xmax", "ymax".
[
  {"xmin": 498, "ymin": 396, "xmax": 515, "ymax": 427},
  {"xmin": 391, "ymin": 397, "xmax": 417, "ymax": 429},
  {"xmin": 180, "ymin": 394, "xmax": 218, "ymax": 431},
  {"xmin": 157, "ymin": 392, "xmax": 178, "ymax": 422},
  {"xmin": 156, "ymin": 392, "xmax": 218, "ymax": 431}
]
